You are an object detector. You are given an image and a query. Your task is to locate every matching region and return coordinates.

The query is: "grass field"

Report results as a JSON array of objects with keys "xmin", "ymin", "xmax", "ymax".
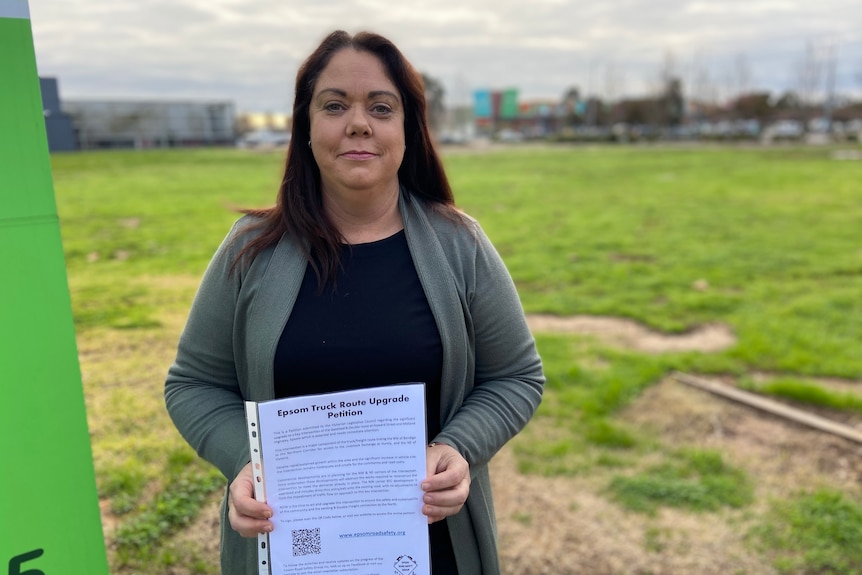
[{"xmin": 52, "ymin": 144, "xmax": 862, "ymax": 573}]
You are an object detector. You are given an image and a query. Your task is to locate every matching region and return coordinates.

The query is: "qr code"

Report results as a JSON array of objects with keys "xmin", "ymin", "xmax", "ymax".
[{"xmin": 291, "ymin": 528, "xmax": 321, "ymax": 557}]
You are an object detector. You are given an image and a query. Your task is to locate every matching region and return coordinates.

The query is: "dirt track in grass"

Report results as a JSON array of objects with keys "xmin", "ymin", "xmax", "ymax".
[{"xmin": 150, "ymin": 314, "xmax": 862, "ymax": 575}]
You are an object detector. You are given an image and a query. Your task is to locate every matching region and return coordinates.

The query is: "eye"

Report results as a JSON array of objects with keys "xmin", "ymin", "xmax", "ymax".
[
  {"xmin": 324, "ymin": 102, "xmax": 345, "ymax": 112},
  {"xmin": 371, "ymin": 104, "xmax": 393, "ymax": 115}
]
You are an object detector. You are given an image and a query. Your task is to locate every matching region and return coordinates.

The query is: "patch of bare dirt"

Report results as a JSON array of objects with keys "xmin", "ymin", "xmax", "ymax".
[
  {"xmin": 526, "ymin": 314, "xmax": 736, "ymax": 353},
  {"xmin": 159, "ymin": 374, "xmax": 862, "ymax": 575},
  {"xmin": 492, "ymin": 375, "xmax": 862, "ymax": 575},
  {"xmin": 624, "ymin": 377, "xmax": 862, "ymax": 494},
  {"xmin": 492, "ymin": 446, "xmax": 774, "ymax": 575},
  {"xmin": 143, "ymin": 313, "xmax": 862, "ymax": 574}
]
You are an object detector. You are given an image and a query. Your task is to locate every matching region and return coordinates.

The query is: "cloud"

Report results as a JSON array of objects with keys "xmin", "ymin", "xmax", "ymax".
[{"xmin": 29, "ymin": 0, "xmax": 862, "ymax": 111}]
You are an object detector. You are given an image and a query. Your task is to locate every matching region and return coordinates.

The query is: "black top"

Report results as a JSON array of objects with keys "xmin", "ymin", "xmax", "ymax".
[{"xmin": 273, "ymin": 230, "xmax": 457, "ymax": 574}]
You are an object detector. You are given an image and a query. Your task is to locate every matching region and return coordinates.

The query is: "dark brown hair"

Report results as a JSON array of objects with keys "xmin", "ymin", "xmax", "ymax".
[{"xmin": 236, "ymin": 30, "xmax": 454, "ymax": 285}]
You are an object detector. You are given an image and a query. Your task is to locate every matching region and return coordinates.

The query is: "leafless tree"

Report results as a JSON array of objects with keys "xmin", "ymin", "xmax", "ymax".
[
  {"xmin": 602, "ymin": 60, "xmax": 625, "ymax": 103},
  {"xmin": 794, "ymin": 40, "xmax": 823, "ymax": 106},
  {"xmin": 687, "ymin": 53, "xmax": 718, "ymax": 106},
  {"xmin": 650, "ymin": 49, "xmax": 679, "ymax": 96},
  {"xmin": 421, "ymin": 72, "xmax": 445, "ymax": 134},
  {"xmin": 732, "ymin": 53, "xmax": 752, "ymax": 101}
]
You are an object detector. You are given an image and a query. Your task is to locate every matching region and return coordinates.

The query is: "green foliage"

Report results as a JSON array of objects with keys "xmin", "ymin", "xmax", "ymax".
[
  {"xmin": 52, "ymin": 149, "xmax": 280, "ymax": 331},
  {"xmin": 99, "ymin": 459, "xmax": 149, "ymax": 499},
  {"xmin": 98, "ymin": 459, "xmax": 149, "ymax": 515},
  {"xmin": 753, "ymin": 490, "xmax": 862, "ymax": 574},
  {"xmin": 515, "ymin": 335, "xmax": 672, "ymax": 475},
  {"xmin": 113, "ymin": 465, "xmax": 224, "ymax": 563},
  {"xmin": 741, "ymin": 376, "xmax": 862, "ymax": 413},
  {"xmin": 512, "ymin": 512, "xmax": 532, "ymax": 526},
  {"xmin": 644, "ymin": 526, "xmax": 668, "ymax": 552},
  {"xmin": 54, "ymin": 147, "xmax": 862, "ymax": 376},
  {"xmin": 585, "ymin": 420, "xmax": 638, "ymax": 448},
  {"xmin": 444, "ymin": 146, "xmax": 862, "ymax": 378},
  {"xmin": 608, "ymin": 449, "xmax": 753, "ymax": 515},
  {"xmin": 71, "ymin": 279, "xmax": 160, "ymax": 329},
  {"xmin": 534, "ymin": 334, "xmax": 669, "ymax": 419}
]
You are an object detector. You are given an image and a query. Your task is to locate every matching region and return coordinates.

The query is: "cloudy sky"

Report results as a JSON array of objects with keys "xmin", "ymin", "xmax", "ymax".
[{"xmin": 29, "ymin": 0, "xmax": 862, "ymax": 113}]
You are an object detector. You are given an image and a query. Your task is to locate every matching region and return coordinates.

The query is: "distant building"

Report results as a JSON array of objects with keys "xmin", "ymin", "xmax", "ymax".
[
  {"xmin": 63, "ymin": 100, "xmax": 236, "ymax": 149},
  {"xmin": 473, "ymin": 88, "xmax": 520, "ymax": 136},
  {"xmin": 236, "ymin": 111, "xmax": 292, "ymax": 134},
  {"xmin": 473, "ymin": 88, "xmax": 570, "ymax": 139},
  {"xmin": 39, "ymin": 77, "xmax": 76, "ymax": 152}
]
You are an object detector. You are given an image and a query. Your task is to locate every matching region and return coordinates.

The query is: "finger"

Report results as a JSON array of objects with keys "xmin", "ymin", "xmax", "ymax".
[
  {"xmin": 231, "ymin": 492, "xmax": 274, "ymax": 520},
  {"xmin": 230, "ymin": 465, "xmax": 273, "ymax": 520},
  {"xmin": 228, "ymin": 499, "xmax": 275, "ymax": 537},
  {"xmin": 423, "ymin": 478, "xmax": 470, "ymax": 506},
  {"xmin": 230, "ymin": 515, "xmax": 274, "ymax": 537},
  {"xmin": 422, "ymin": 462, "xmax": 468, "ymax": 492},
  {"xmin": 228, "ymin": 463, "xmax": 274, "ymax": 536},
  {"xmin": 422, "ymin": 475, "xmax": 470, "ymax": 522},
  {"xmin": 422, "ymin": 500, "xmax": 465, "ymax": 523},
  {"xmin": 423, "ymin": 489, "xmax": 467, "ymax": 508}
]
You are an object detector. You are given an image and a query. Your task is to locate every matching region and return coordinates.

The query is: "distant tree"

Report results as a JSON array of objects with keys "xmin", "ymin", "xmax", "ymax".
[
  {"xmin": 561, "ymin": 87, "xmax": 581, "ymax": 126},
  {"xmin": 732, "ymin": 53, "xmax": 752, "ymax": 101},
  {"xmin": 611, "ymin": 74, "xmax": 682, "ymax": 129},
  {"xmin": 771, "ymin": 91, "xmax": 808, "ymax": 123},
  {"xmin": 643, "ymin": 50, "xmax": 684, "ymax": 127},
  {"xmin": 602, "ymin": 60, "xmax": 624, "ymax": 103},
  {"xmin": 661, "ymin": 77, "xmax": 684, "ymax": 127},
  {"xmin": 687, "ymin": 53, "xmax": 718, "ymax": 108},
  {"xmin": 773, "ymin": 91, "xmax": 802, "ymax": 111},
  {"xmin": 794, "ymin": 40, "xmax": 823, "ymax": 106},
  {"xmin": 612, "ymin": 97, "xmax": 657, "ymax": 126},
  {"xmin": 584, "ymin": 96, "xmax": 608, "ymax": 126},
  {"xmin": 733, "ymin": 92, "xmax": 772, "ymax": 122},
  {"xmin": 235, "ymin": 114, "xmax": 253, "ymax": 135},
  {"xmin": 651, "ymin": 49, "xmax": 678, "ymax": 96},
  {"xmin": 421, "ymin": 73, "xmax": 445, "ymax": 134}
]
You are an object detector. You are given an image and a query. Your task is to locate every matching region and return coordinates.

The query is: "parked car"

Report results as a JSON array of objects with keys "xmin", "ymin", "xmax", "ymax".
[
  {"xmin": 437, "ymin": 131, "xmax": 470, "ymax": 145},
  {"xmin": 495, "ymin": 129, "xmax": 524, "ymax": 143},
  {"xmin": 764, "ymin": 120, "xmax": 804, "ymax": 141},
  {"xmin": 236, "ymin": 130, "xmax": 291, "ymax": 149},
  {"xmin": 845, "ymin": 119, "xmax": 862, "ymax": 141}
]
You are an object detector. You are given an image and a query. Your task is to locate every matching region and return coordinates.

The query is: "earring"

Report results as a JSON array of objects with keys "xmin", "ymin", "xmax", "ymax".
[{"xmin": 308, "ymin": 140, "xmax": 312, "ymax": 148}]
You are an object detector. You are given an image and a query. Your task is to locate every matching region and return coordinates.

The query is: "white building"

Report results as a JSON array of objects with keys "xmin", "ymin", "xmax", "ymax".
[{"xmin": 63, "ymin": 100, "xmax": 236, "ymax": 149}]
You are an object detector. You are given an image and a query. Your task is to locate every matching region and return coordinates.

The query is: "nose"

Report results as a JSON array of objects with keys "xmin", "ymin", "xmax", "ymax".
[{"xmin": 346, "ymin": 108, "xmax": 371, "ymax": 137}]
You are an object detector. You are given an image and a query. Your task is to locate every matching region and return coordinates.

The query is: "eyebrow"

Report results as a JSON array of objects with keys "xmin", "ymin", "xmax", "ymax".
[
  {"xmin": 315, "ymin": 88, "xmax": 400, "ymax": 101},
  {"xmin": 369, "ymin": 90, "xmax": 400, "ymax": 101}
]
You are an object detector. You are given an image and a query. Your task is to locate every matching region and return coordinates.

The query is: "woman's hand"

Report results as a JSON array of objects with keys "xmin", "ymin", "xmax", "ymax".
[
  {"xmin": 421, "ymin": 443, "xmax": 471, "ymax": 523},
  {"xmin": 228, "ymin": 462, "xmax": 274, "ymax": 537}
]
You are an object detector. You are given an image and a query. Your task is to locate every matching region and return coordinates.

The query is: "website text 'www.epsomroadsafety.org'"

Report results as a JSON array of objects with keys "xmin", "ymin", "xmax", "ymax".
[{"xmin": 338, "ymin": 530, "xmax": 406, "ymax": 539}]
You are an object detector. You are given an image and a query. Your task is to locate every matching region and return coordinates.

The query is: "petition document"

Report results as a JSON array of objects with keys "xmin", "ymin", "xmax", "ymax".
[{"xmin": 246, "ymin": 383, "xmax": 430, "ymax": 575}]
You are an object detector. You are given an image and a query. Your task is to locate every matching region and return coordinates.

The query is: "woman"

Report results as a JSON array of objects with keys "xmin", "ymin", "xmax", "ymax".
[{"xmin": 165, "ymin": 30, "xmax": 544, "ymax": 574}]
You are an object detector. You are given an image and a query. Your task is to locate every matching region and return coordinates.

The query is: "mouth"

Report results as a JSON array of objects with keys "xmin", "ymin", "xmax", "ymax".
[{"xmin": 340, "ymin": 150, "xmax": 377, "ymax": 160}]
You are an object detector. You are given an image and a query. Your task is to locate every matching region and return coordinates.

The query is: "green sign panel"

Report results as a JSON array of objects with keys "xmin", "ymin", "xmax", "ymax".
[
  {"xmin": 500, "ymin": 88, "xmax": 519, "ymax": 120},
  {"xmin": 0, "ymin": 2, "xmax": 109, "ymax": 574}
]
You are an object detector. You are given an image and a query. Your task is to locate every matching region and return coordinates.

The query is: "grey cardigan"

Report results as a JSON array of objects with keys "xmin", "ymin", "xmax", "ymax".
[{"xmin": 165, "ymin": 190, "xmax": 544, "ymax": 574}]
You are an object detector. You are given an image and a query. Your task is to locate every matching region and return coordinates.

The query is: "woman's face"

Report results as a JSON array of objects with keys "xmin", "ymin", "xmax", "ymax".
[{"xmin": 309, "ymin": 48, "xmax": 406, "ymax": 198}]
